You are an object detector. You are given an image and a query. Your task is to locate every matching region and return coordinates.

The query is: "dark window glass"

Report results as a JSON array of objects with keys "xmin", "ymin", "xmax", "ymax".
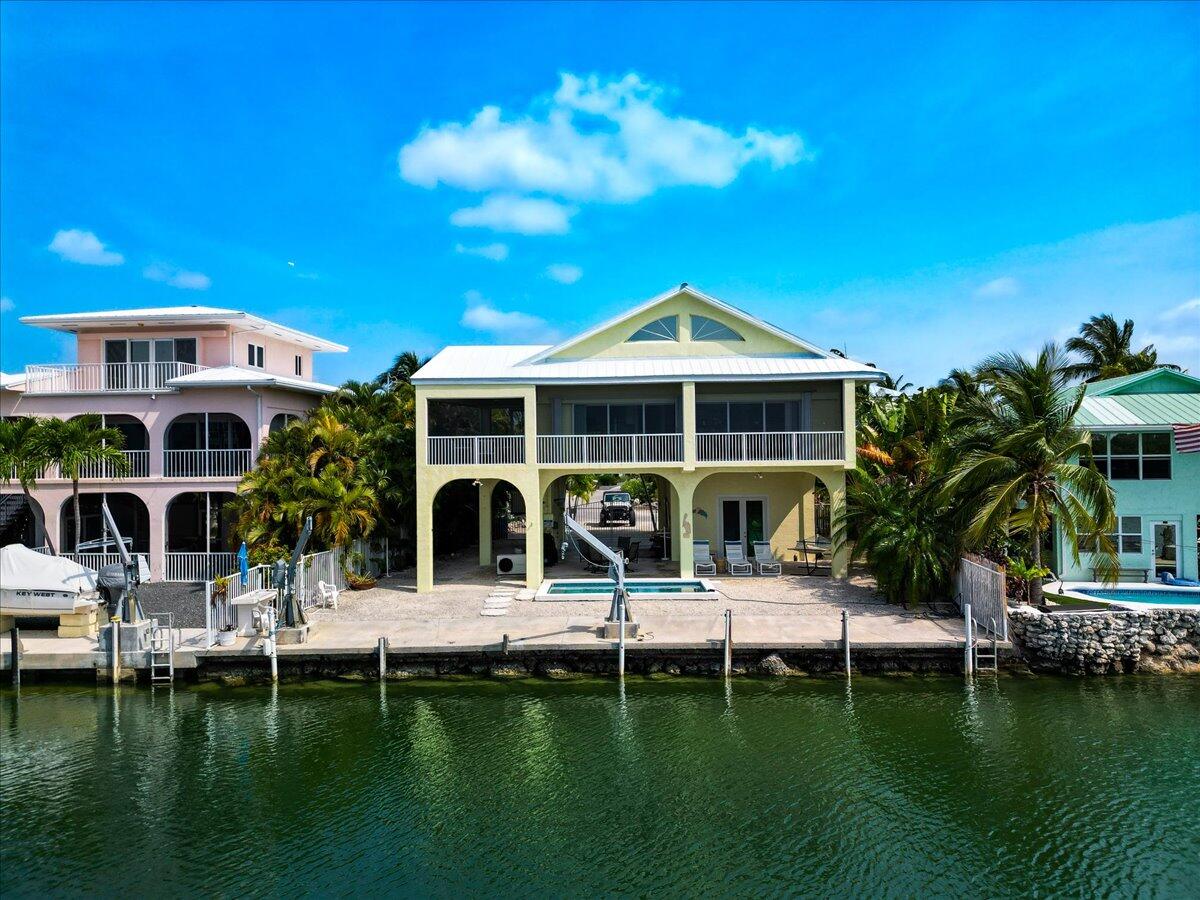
[
  {"xmin": 1092, "ymin": 458, "xmax": 1109, "ymax": 478},
  {"xmin": 247, "ymin": 345, "xmax": 256, "ymax": 366},
  {"xmin": 167, "ymin": 417, "xmax": 202, "ymax": 450},
  {"xmin": 105, "ymin": 340, "xmax": 127, "ymax": 364},
  {"xmin": 1122, "ymin": 535, "xmax": 1143, "ymax": 554},
  {"xmin": 697, "ymin": 403, "xmax": 727, "ymax": 433},
  {"xmin": 1142, "ymin": 432, "xmax": 1170, "ymax": 455},
  {"xmin": 610, "ymin": 405, "xmax": 641, "ymax": 434},
  {"xmin": 1090, "ymin": 433, "xmax": 1107, "ymax": 455},
  {"xmin": 1110, "ymin": 458, "xmax": 1139, "ymax": 479},
  {"xmin": 574, "ymin": 405, "xmax": 608, "ymax": 435},
  {"xmin": 1110, "ymin": 432, "xmax": 1139, "ymax": 455},
  {"xmin": 175, "ymin": 338, "xmax": 197, "ymax": 365},
  {"xmin": 765, "ymin": 402, "xmax": 786, "ymax": 432},
  {"xmin": 729, "ymin": 402, "xmax": 764, "ymax": 432},
  {"xmin": 1142, "ymin": 457, "xmax": 1171, "ymax": 479},
  {"xmin": 257, "ymin": 346, "xmax": 264, "ymax": 367},
  {"xmin": 644, "ymin": 404, "xmax": 675, "ymax": 433},
  {"xmin": 295, "ymin": 355, "xmax": 303, "ymax": 376},
  {"xmin": 154, "ymin": 339, "xmax": 175, "ymax": 363},
  {"xmin": 269, "ymin": 413, "xmax": 294, "ymax": 434},
  {"xmin": 130, "ymin": 341, "xmax": 150, "ymax": 363}
]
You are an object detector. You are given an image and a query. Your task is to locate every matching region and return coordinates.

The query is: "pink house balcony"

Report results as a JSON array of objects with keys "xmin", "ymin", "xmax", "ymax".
[{"xmin": 23, "ymin": 362, "xmax": 206, "ymax": 394}]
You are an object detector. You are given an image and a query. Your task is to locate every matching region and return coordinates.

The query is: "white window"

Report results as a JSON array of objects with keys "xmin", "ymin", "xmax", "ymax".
[
  {"xmin": 1090, "ymin": 432, "xmax": 1171, "ymax": 480},
  {"xmin": 627, "ymin": 315, "xmax": 678, "ymax": 342},
  {"xmin": 1111, "ymin": 516, "xmax": 1143, "ymax": 554},
  {"xmin": 247, "ymin": 343, "xmax": 265, "ymax": 369},
  {"xmin": 691, "ymin": 315, "xmax": 744, "ymax": 341},
  {"xmin": 294, "ymin": 355, "xmax": 303, "ymax": 377}
]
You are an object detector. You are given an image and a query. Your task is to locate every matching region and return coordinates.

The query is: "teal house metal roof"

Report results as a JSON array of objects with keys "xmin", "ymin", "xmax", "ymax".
[{"xmin": 1075, "ymin": 368, "xmax": 1200, "ymax": 428}]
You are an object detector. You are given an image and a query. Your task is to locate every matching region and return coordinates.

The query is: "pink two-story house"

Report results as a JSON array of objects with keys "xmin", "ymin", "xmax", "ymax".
[{"xmin": 1, "ymin": 306, "xmax": 347, "ymax": 581}]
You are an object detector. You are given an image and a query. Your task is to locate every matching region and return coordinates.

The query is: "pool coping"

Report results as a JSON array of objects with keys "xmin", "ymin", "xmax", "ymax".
[
  {"xmin": 1046, "ymin": 581, "xmax": 1200, "ymax": 611},
  {"xmin": 534, "ymin": 577, "xmax": 721, "ymax": 602}
]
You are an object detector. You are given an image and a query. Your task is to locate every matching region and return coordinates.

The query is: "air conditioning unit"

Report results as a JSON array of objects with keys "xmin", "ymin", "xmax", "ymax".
[{"xmin": 496, "ymin": 554, "xmax": 526, "ymax": 575}]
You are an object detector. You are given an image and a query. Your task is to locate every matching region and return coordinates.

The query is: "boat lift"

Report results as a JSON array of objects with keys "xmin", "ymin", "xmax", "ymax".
[{"xmin": 562, "ymin": 513, "xmax": 636, "ymax": 639}]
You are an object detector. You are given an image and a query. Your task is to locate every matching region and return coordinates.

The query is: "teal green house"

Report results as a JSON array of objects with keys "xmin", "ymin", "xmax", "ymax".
[{"xmin": 1056, "ymin": 368, "xmax": 1200, "ymax": 583}]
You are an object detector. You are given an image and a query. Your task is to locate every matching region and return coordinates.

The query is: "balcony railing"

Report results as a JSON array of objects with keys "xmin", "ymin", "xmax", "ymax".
[
  {"xmin": 427, "ymin": 435, "xmax": 525, "ymax": 465},
  {"xmin": 75, "ymin": 450, "xmax": 151, "ymax": 479},
  {"xmin": 24, "ymin": 362, "xmax": 206, "ymax": 394},
  {"xmin": 165, "ymin": 551, "xmax": 237, "ymax": 583},
  {"xmin": 696, "ymin": 431, "xmax": 845, "ymax": 463},
  {"xmin": 538, "ymin": 434, "xmax": 684, "ymax": 465},
  {"xmin": 163, "ymin": 449, "xmax": 253, "ymax": 478}
]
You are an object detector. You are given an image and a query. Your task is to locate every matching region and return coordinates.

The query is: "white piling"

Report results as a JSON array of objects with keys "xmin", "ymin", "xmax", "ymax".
[
  {"xmin": 110, "ymin": 618, "xmax": 120, "ymax": 685},
  {"xmin": 378, "ymin": 636, "xmax": 387, "ymax": 681},
  {"xmin": 617, "ymin": 597, "xmax": 626, "ymax": 677},
  {"xmin": 10, "ymin": 627, "xmax": 19, "ymax": 687},
  {"xmin": 963, "ymin": 601, "xmax": 974, "ymax": 677},
  {"xmin": 269, "ymin": 637, "xmax": 278, "ymax": 683},
  {"xmin": 723, "ymin": 609, "xmax": 733, "ymax": 676},
  {"xmin": 841, "ymin": 609, "xmax": 851, "ymax": 677}
]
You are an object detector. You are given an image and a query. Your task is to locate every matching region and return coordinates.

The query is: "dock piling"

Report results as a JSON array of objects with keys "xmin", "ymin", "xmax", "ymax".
[
  {"xmin": 841, "ymin": 609, "xmax": 851, "ymax": 677},
  {"xmin": 963, "ymin": 601, "xmax": 974, "ymax": 677},
  {"xmin": 617, "ymin": 601, "xmax": 626, "ymax": 677},
  {"xmin": 10, "ymin": 627, "xmax": 19, "ymax": 686},
  {"xmin": 723, "ymin": 609, "xmax": 732, "ymax": 676},
  {"xmin": 377, "ymin": 636, "xmax": 387, "ymax": 680},
  {"xmin": 110, "ymin": 618, "xmax": 120, "ymax": 685}
]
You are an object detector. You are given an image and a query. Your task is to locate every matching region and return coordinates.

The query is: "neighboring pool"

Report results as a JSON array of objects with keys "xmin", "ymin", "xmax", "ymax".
[
  {"xmin": 1074, "ymin": 588, "xmax": 1200, "ymax": 607},
  {"xmin": 538, "ymin": 578, "xmax": 718, "ymax": 600}
]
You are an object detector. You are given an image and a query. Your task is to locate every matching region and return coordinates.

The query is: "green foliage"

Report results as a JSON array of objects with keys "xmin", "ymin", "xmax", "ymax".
[
  {"xmin": 621, "ymin": 474, "xmax": 660, "ymax": 530},
  {"xmin": 1064, "ymin": 314, "xmax": 1180, "ymax": 382}
]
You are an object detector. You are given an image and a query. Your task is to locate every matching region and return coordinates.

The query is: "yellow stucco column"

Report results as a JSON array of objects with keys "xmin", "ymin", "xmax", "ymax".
[
  {"xmin": 682, "ymin": 381, "xmax": 697, "ymax": 470},
  {"xmin": 478, "ymin": 479, "xmax": 495, "ymax": 567},
  {"xmin": 842, "ymin": 379, "xmax": 857, "ymax": 468},
  {"xmin": 668, "ymin": 482, "xmax": 680, "ymax": 561},
  {"xmin": 800, "ymin": 472, "xmax": 816, "ymax": 542},
  {"xmin": 672, "ymin": 476, "xmax": 697, "ymax": 577},
  {"xmin": 520, "ymin": 478, "xmax": 544, "ymax": 589},
  {"xmin": 823, "ymin": 469, "xmax": 849, "ymax": 579},
  {"xmin": 416, "ymin": 474, "xmax": 435, "ymax": 594}
]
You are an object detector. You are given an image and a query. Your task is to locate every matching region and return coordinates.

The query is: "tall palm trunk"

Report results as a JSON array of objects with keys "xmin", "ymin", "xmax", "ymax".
[
  {"xmin": 72, "ymin": 478, "xmax": 81, "ymax": 554},
  {"xmin": 1030, "ymin": 483, "xmax": 1044, "ymax": 607}
]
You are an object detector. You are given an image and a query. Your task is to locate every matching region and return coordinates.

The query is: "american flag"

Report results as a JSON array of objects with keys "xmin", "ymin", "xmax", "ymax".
[{"xmin": 1174, "ymin": 424, "xmax": 1200, "ymax": 453}]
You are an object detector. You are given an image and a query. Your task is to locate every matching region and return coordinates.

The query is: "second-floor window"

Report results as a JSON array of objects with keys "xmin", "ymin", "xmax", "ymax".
[
  {"xmin": 248, "ymin": 343, "xmax": 265, "ymax": 369},
  {"xmin": 1090, "ymin": 432, "xmax": 1171, "ymax": 480},
  {"xmin": 573, "ymin": 402, "xmax": 676, "ymax": 434},
  {"xmin": 697, "ymin": 401, "xmax": 788, "ymax": 433},
  {"xmin": 294, "ymin": 355, "xmax": 303, "ymax": 377}
]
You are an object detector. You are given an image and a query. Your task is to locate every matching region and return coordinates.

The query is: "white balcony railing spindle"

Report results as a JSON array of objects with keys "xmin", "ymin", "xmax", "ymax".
[
  {"xmin": 24, "ymin": 362, "xmax": 205, "ymax": 394},
  {"xmin": 695, "ymin": 431, "xmax": 844, "ymax": 463},
  {"xmin": 163, "ymin": 449, "xmax": 253, "ymax": 478},
  {"xmin": 426, "ymin": 435, "xmax": 525, "ymax": 465}
]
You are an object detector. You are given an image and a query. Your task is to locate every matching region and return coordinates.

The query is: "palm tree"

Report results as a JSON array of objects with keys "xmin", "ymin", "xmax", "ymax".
[
  {"xmin": 38, "ymin": 415, "xmax": 130, "ymax": 552},
  {"xmin": 379, "ymin": 351, "xmax": 426, "ymax": 386},
  {"xmin": 1064, "ymin": 314, "xmax": 1177, "ymax": 382},
  {"xmin": 0, "ymin": 417, "xmax": 54, "ymax": 553},
  {"xmin": 287, "ymin": 468, "xmax": 379, "ymax": 547},
  {"xmin": 946, "ymin": 343, "xmax": 1117, "ymax": 604},
  {"xmin": 564, "ymin": 474, "xmax": 598, "ymax": 517}
]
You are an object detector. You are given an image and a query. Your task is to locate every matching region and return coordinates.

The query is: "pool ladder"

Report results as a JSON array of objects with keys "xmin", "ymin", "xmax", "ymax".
[
  {"xmin": 972, "ymin": 617, "xmax": 1000, "ymax": 673},
  {"xmin": 148, "ymin": 612, "xmax": 177, "ymax": 684}
]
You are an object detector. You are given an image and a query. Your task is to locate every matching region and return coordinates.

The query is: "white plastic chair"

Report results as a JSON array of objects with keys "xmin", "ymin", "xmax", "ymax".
[
  {"xmin": 693, "ymin": 540, "xmax": 717, "ymax": 576},
  {"xmin": 317, "ymin": 580, "xmax": 340, "ymax": 610},
  {"xmin": 752, "ymin": 541, "xmax": 782, "ymax": 576},
  {"xmin": 723, "ymin": 542, "xmax": 753, "ymax": 576}
]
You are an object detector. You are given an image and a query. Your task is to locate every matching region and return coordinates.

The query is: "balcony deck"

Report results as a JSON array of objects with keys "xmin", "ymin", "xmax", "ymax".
[{"xmin": 23, "ymin": 362, "xmax": 206, "ymax": 394}]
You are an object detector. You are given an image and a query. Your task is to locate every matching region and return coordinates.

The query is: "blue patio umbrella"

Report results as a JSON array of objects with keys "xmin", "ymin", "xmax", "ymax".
[{"xmin": 238, "ymin": 541, "xmax": 249, "ymax": 586}]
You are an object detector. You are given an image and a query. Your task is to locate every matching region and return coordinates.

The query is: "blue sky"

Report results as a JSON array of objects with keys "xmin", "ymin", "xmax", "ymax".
[{"xmin": 2, "ymin": 1, "xmax": 1197, "ymax": 386}]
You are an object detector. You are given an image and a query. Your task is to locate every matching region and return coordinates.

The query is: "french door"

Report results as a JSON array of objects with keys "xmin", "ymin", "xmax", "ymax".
[
  {"xmin": 1153, "ymin": 521, "xmax": 1179, "ymax": 578},
  {"xmin": 720, "ymin": 497, "xmax": 767, "ymax": 556}
]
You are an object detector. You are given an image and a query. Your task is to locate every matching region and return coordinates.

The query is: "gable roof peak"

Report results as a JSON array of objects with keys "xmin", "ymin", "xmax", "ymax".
[{"xmin": 1086, "ymin": 367, "xmax": 1200, "ymax": 396}]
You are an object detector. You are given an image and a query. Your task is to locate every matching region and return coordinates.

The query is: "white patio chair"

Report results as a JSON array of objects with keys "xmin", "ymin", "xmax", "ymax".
[
  {"xmin": 752, "ymin": 541, "xmax": 782, "ymax": 576},
  {"xmin": 723, "ymin": 541, "xmax": 753, "ymax": 576},
  {"xmin": 693, "ymin": 540, "xmax": 717, "ymax": 576},
  {"xmin": 317, "ymin": 580, "xmax": 340, "ymax": 610}
]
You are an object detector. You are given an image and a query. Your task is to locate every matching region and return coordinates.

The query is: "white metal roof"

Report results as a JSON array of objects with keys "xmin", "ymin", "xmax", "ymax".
[
  {"xmin": 412, "ymin": 345, "xmax": 881, "ymax": 385},
  {"xmin": 19, "ymin": 306, "xmax": 348, "ymax": 353},
  {"xmin": 0, "ymin": 372, "xmax": 26, "ymax": 391},
  {"xmin": 165, "ymin": 365, "xmax": 338, "ymax": 395}
]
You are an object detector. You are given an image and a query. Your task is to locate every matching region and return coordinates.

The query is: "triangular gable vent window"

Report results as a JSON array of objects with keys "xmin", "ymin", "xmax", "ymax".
[
  {"xmin": 691, "ymin": 315, "xmax": 744, "ymax": 341},
  {"xmin": 627, "ymin": 315, "xmax": 678, "ymax": 342}
]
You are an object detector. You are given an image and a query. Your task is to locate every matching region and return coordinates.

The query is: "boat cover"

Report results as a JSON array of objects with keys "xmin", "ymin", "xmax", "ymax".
[{"xmin": 0, "ymin": 544, "xmax": 99, "ymax": 612}]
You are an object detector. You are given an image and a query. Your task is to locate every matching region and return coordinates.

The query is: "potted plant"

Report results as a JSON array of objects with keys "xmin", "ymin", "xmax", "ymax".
[
  {"xmin": 211, "ymin": 574, "xmax": 231, "ymax": 601},
  {"xmin": 216, "ymin": 624, "xmax": 238, "ymax": 647},
  {"xmin": 343, "ymin": 550, "xmax": 377, "ymax": 591}
]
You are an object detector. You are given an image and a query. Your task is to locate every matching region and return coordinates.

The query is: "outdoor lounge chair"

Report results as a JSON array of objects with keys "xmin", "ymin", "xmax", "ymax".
[
  {"xmin": 751, "ymin": 541, "xmax": 782, "ymax": 576},
  {"xmin": 577, "ymin": 539, "xmax": 614, "ymax": 574},
  {"xmin": 317, "ymin": 580, "xmax": 340, "ymax": 610},
  {"xmin": 693, "ymin": 540, "xmax": 717, "ymax": 576},
  {"xmin": 723, "ymin": 541, "xmax": 753, "ymax": 576}
]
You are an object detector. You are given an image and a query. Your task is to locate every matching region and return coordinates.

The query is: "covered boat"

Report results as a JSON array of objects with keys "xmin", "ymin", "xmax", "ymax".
[{"xmin": 0, "ymin": 544, "xmax": 99, "ymax": 614}]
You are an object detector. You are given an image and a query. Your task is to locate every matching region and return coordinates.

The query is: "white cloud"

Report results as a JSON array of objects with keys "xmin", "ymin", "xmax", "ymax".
[
  {"xmin": 460, "ymin": 290, "xmax": 560, "ymax": 341},
  {"xmin": 545, "ymin": 263, "xmax": 583, "ymax": 284},
  {"xmin": 399, "ymin": 72, "xmax": 806, "ymax": 209},
  {"xmin": 455, "ymin": 242, "xmax": 510, "ymax": 261},
  {"xmin": 1159, "ymin": 297, "xmax": 1200, "ymax": 323},
  {"xmin": 1142, "ymin": 298, "xmax": 1200, "ymax": 367},
  {"xmin": 48, "ymin": 229, "xmax": 124, "ymax": 266},
  {"xmin": 0, "ymin": 296, "xmax": 14, "ymax": 313},
  {"xmin": 144, "ymin": 262, "xmax": 211, "ymax": 291},
  {"xmin": 450, "ymin": 195, "xmax": 574, "ymax": 235},
  {"xmin": 974, "ymin": 276, "xmax": 1020, "ymax": 298}
]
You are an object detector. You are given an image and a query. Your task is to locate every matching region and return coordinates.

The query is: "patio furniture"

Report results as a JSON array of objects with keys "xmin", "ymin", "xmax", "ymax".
[
  {"xmin": 693, "ymin": 540, "xmax": 717, "ymax": 576},
  {"xmin": 751, "ymin": 541, "xmax": 782, "ymax": 576},
  {"xmin": 317, "ymin": 580, "xmax": 340, "ymax": 610},
  {"xmin": 625, "ymin": 540, "xmax": 642, "ymax": 571},
  {"xmin": 577, "ymin": 539, "xmax": 614, "ymax": 574},
  {"xmin": 795, "ymin": 537, "xmax": 832, "ymax": 576},
  {"xmin": 723, "ymin": 541, "xmax": 753, "ymax": 576}
]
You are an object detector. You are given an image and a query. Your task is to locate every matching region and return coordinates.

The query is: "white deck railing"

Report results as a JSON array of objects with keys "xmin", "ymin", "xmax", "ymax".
[
  {"xmin": 537, "ymin": 434, "xmax": 685, "ymax": 465},
  {"xmin": 63, "ymin": 552, "xmax": 151, "ymax": 573},
  {"xmin": 163, "ymin": 448, "xmax": 253, "ymax": 478},
  {"xmin": 427, "ymin": 435, "xmax": 525, "ymax": 465},
  {"xmin": 696, "ymin": 431, "xmax": 844, "ymax": 462},
  {"xmin": 24, "ymin": 362, "xmax": 205, "ymax": 394},
  {"xmin": 165, "ymin": 552, "xmax": 237, "ymax": 583},
  {"xmin": 73, "ymin": 450, "xmax": 150, "ymax": 479}
]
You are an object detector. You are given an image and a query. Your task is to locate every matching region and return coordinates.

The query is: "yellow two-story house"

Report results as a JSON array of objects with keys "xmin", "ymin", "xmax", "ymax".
[{"xmin": 412, "ymin": 285, "xmax": 884, "ymax": 591}]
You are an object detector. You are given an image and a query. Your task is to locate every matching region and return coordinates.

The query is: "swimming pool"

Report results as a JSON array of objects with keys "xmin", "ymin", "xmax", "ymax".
[
  {"xmin": 1073, "ymin": 588, "xmax": 1200, "ymax": 608},
  {"xmin": 537, "ymin": 578, "xmax": 719, "ymax": 600}
]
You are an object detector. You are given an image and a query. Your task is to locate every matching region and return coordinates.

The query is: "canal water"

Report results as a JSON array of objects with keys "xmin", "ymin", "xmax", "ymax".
[{"xmin": 2, "ymin": 676, "xmax": 1197, "ymax": 897}]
